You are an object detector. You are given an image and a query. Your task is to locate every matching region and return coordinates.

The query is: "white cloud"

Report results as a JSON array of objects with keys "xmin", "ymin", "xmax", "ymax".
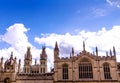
[
  {"xmin": 0, "ymin": 24, "xmax": 32, "ymax": 60},
  {"xmin": 0, "ymin": 23, "xmax": 52, "ymax": 72},
  {"xmin": 107, "ymin": 0, "xmax": 120, "ymax": 8},
  {"xmin": 91, "ymin": 8, "xmax": 106, "ymax": 17},
  {"xmin": 35, "ymin": 26, "xmax": 120, "ymax": 61},
  {"xmin": 1, "ymin": 24, "xmax": 120, "ymax": 73}
]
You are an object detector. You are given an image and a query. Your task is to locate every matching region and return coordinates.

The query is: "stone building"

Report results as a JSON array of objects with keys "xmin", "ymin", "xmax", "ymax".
[{"xmin": 0, "ymin": 41, "xmax": 120, "ymax": 83}]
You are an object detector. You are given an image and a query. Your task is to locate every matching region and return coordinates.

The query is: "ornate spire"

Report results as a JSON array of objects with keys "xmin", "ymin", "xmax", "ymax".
[
  {"xmin": 83, "ymin": 41, "xmax": 85, "ymax": 51},
  {"xmin": 14, "ymin": 57, "xmax": 17, "ymax": 63},
  {"xmin": 1, "ymin": 57, "xmax": 3, "ymax": 63},
  {"xmin": 72, "ymin": 47, "xmax": 74, "ymax": 57},
  {"xmin": 40, "ymin": 46, "xmax": 47, "ymax": 59},
  {"xmin": 106, "ymin": 51, "xmax": 108, "ymax": 56},
  {"xmin": 93, "ymin": 51, "xmax": 95, "ymax": 55},
  {"xmin": 10, "ymin": 52, "xmax": 13, "ymax": 60},
  {"xmin": 27, "ymin": 47, "xmax": 31, "ymax": 54},
  {"xmin": 25, "ymin": 47, "xmax": 32, "ymax": 60},
  {"xmin": 113, "ymin": 46, "xmax": 116, "ymax": 56},
  {"xmin": 96, "ymin": 46, "xmax": 98, "ymax": 56},
  {"xmin": 11, "ymin": 52, "xmax": 13, "ymax": 56},
  {"xmin": 35, "ymin": 59, "xmax": 37, "ymax": 65},
  {"xmin": 14, "ymin": 57, "xmax": 16, "ymax": 60},
  {"xmin": 54, "ymin": 41, "xmax": 59, "ymax": 60},
  {"xmin": 110, "ymin": 49, "xmax": 112, "ymax": 56},
  {"xmin": 18, "ymin": 59, "xmax": 21, "ymax": 73},
  {"xmin": 54, "ymin": 41, "xmax": 59, "ymax": 51},
  {"xmin": 19, "ymin": 59, "xmax": 21, "ymax": 64},
  {"xmin": 70, "ymin": 53, "xmax": 72, "ymax": 58}
]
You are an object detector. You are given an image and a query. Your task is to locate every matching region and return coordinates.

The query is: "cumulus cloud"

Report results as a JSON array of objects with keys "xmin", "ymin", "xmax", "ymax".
[
  {"xmin": 35, "ymin": 26, "xmax": 120, "ymax": 61},
  {"xmin": 0, "ymin": 23, "xmax": 52, "ymax": 71},
  {"xmin": 1, "ymin": 24, "xmax": 120, "ymax": 73},
  {"xmin": 107, "ymin": 0, "xmax": 120, "ymax": 8},
  {"xmin": 0, "ymin": 24, "xmax": 33, "ymax": 60}
]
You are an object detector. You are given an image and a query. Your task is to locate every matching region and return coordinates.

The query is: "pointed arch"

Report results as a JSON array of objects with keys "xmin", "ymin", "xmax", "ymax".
[
  {"xmin": 62, "ymin": 63, "xmax": 68, "ymax": 80},
  {"xmin": 4, "ymin": 77, "xmax": 10, "ymax": 83},
  {"xmin": 103, "ymin": 62, "xmax": 112, "ymax": 79},
  {"xmin": 78, "ymin": 57, "xmax": 93, "ymax": 79}
]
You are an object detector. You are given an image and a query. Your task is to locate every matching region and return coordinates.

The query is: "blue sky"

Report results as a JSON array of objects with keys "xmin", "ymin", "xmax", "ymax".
[
  {"xmin": 0, "ymin": 0, "xmax": 120, "ymax": 34},
  {"xmin": 0, "ymin": 0, "xmax": 120, "ymax": 70},
  {"xmin": 0, "ymin": 0, "xmax": 120, "ymax": 42}
]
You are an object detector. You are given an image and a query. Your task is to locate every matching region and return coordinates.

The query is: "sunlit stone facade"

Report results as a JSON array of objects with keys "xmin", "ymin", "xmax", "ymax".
[{"xmin": 0, "ymin": 41, "xmax": 120, "ymax": 83}]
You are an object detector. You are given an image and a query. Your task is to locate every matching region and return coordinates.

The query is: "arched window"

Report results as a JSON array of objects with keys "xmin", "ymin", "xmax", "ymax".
[
  {"xmin": 4, "ymin": 77, "xmax": 10, "ymax": 83},
  {"xmin": 41, "ymin": 68, "xmax": 42, "ymax": 73},
  {"xmin": 103, "ymin": 63, "xmax": 112, "ymax": 79},
  {"xmin": 79, "ymin": 58, "xmax": 93, "ymax": 79},
  {"xmin": 62, "ymin": 64, "xmax": 68, "ymax": 80},
  {"xmin": 43, "ymin": 68, "xmax": 45, "ymax": 73},
  {"xmin": 24, "ymin": 68, "xmax": 26, "ymax": 73}
]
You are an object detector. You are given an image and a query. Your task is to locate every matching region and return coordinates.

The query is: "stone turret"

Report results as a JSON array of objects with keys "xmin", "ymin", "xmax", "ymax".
[
  {"xmin": 25, "ymin": 47, "xmax": 32, "ymax": 60},
  {"xmin": 40, "ymin": 46, "xmax": 47, "ymax": 73},
  {"xmin": 24, "ymin": 47, "xmax": 32, "ymax": 73},
  {"xmin": 40, "ymin": 46, "xmax": 47, "ymax": 60},
  {"xmin": 4, "ymin": 52, "xmax": 17, "ymax": 73}
]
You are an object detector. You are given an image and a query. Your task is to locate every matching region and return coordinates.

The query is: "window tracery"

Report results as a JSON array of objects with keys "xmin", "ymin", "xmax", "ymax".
[
  {"xmin": 62, "ymin": 64, "xmax": 68, "ymax": 80},
  {"xmin": 103, "ymin": 63, "xmax": 111, "ymax": 79},
  {"xmin": 79, "ymin": 58, "xmax": 93, "ymax": 79}
]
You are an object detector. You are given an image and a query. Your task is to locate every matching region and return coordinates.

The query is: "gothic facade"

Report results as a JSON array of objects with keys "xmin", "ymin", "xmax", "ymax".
[{"xmin": 0, "ymin": 42, "xmax": 120, "ymax": 83}]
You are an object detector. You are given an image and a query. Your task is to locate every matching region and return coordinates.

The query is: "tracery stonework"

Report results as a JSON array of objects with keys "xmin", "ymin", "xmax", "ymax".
[{"xmin": 0, "ymin": 41, "xmax": 120, "ymax": 83}]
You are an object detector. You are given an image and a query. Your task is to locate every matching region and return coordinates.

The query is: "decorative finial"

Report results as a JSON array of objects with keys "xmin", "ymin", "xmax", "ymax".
[
  {"xmin": 106, "ymin": 51, "xmax": 108, "ymax": 56},
  {"xmin": 19, "ymin": 59, "xmax": 21, "ymax": 64},
  {"xmin": 14, "ymin": 57, "xmax": 16, "ymax": 60},
  {"xmin": 42, "ymin": 46, "xmax": 46, "ymax": 51},
  {"xmin": 27, "ymin": 47, "xmax": 31, "ymax": 51},
  {"xmin": 96, "ymin": 46, "xmax": 98, "ymax": 56},
  {"xmin": 110, "ymin": 49, "xmax": 112, "ymax": 56},
  {"xmin": 41, "ymin": 46, "xmax": 47, "ymax": 59},
  {"xmin": 10, "ymin": 51, "xmax": 13, "ymax": 59},
  {"xmin": 70, "ymin": 53, "xmax": 72, "ymax": 58},
  {"xmin": 1, "ymin": 57, "xmax": 3, "ymax": 60},
  {"xmin": 93, "ymin": 51, "xmax": 95, "ymax": 55},
  {"xmin": 113, "ymin": 46, "xmax": 116, "ymax": 56},
  {"xmin": 35, "ymin": 59, "xmax": 37, "ymax": 65},
  {"xmin": 54, "ymin": 41, "xmax": 59, "ymax": 50},
  {"xmin": 1, "ymin": 57, "xmax": 3, "ymax": 63},
  {"xmin": 72, "ymin": 47, "xmax": 74, "ymax": 57},
  {"xmin": 11, "ymin": 51, "xmax": 13, "ymax": 55},
  {"xmin": 26, "ymin": 46, "xmax": 32, "ymax": 60},
  {"xmin": 83, "ymin": 41, "xmax": 85, "ymax": 51},
  {"xmin": 54, "ymin": 41, "xmax": 59, "ymax": 60}
]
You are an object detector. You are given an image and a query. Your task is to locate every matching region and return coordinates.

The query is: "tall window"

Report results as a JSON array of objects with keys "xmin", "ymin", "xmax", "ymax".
[
  {"xmin": 117, "ymin": 63, "xmax": 120, "ymax": 76},
  {"xmin": 4, "ymin": 77, "xmax": 10, "ymax": 83},
  {"xmin": 43, "ymin": 68, "xmax": 45, "ymax": 73},
  {"xmin": 41, "ymin": 68, "xmax": 42, "ymax": 73},
  {"xmin": 103, "ymin": 63, "xmax": 111, "ymax": 79},
  {"xmin": 24, "ymin": 68, "xmax": 26, "ymax": 73},
  {"xmin": 62, "ymin": 64, "xmax": 68, "ymax": 80},
  {"xmin": 79, "ymin": 58, "xmax": 93, "ymax": 79}
]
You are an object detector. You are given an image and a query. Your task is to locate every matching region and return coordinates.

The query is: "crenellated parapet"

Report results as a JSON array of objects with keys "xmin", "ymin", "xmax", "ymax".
[
  {"xmin": 56, "ymin": 43, "xmax": 116, "ymax": 62},
  {"xmin": 16, "ymin": 73, "xmax": 54, "ymax": 80}
]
